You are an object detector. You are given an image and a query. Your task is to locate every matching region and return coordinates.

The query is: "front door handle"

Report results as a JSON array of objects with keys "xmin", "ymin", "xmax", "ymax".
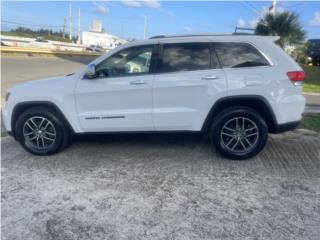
[
  {"xmin": 130, "ymin": 80, "xmax": 147, "ymax": 85},
  {"xmin": 202, "ymin": 76, "xmax": 219, "ymax": 80}
]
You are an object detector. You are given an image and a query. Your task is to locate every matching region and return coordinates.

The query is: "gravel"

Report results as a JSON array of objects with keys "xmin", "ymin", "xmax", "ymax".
[{"xmin": 1, "ymin": 132, "xmax": 320, "ymax": 240}]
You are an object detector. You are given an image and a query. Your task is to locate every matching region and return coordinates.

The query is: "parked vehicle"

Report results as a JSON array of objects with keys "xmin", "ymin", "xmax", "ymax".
[
  {"xmin": 85, "ymin": 45, "xmax": 104, "ymax": 53},
  {"xmin": 35, "ymin": 36, "xmax": 49, "ymax": 43},
  {"xmin": 307, "ymin": 39, "xmax": 320, "ymax": 66},
  {"xmin": 3, "ymin": 34, "xmax": 306, "ymax": 159}
]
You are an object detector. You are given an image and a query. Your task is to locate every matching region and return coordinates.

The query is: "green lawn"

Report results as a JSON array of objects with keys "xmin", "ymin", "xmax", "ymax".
[
  {"xmin": 301, "ymin": 65, "xmax": 320, "ymax": 93},
  {"xmin": 299, "ymin": 115, "xmax": 320, "ymax": 132}
]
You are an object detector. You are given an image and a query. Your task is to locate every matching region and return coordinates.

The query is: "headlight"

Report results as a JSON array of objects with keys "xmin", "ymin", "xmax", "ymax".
[
  {"xmin": 5, "ymin": 92, "xmax": 10, "ymax": 102},
  {"xmin": 307, "ymin": 57, "xmax": 312, "ymax": 61}
]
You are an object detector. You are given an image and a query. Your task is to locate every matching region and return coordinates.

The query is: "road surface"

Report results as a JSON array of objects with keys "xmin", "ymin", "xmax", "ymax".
[
  {"xmin": 1, "ymin": 131, "xmax": 320, "ymax": 240},
  {"xmin": 1, "ymin": 55, "xmax": 95, "ymax": 97}
]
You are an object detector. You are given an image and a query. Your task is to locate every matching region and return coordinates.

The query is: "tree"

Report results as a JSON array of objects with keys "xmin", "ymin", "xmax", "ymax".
[{"xmin": 255, "ymin": 11, "xmax": 306, "ymax": 48}]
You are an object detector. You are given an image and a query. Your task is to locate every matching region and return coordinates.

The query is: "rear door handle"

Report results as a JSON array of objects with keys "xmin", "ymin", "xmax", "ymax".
[
  {"xmin": 130, "ymin": 80, "xmax": 146, "ymax": 85},
  {"xmin": 201, "ymin": 76, "xmax": 219, "ymax": 80}
]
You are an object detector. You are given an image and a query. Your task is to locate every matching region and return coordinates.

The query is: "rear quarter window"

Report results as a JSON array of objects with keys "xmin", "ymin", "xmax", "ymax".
[{"xmin": 214, "ymin": 42, "xmax": 270, "ymax": 68}]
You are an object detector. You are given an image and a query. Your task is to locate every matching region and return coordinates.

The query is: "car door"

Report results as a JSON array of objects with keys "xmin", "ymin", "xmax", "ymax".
[
  {"xmin": 153, "ymin": 40, "xmax": 227, "ymax": 131},
  {"xmin": 75, "ymin": 44, "xmax": 156, "ymax": 132}
]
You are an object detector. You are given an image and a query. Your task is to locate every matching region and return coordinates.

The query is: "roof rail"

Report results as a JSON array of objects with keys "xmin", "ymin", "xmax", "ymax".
[
  {"xmin": 149, "ymin": 33, "xmax": 279, "ymax": 40},
  {"xmin": 234, "ymin": 27, "xmax": 255, "ymax": 35},
  {"xmin": 149, "ymin": 35, "xmax": 166, "ymax": 39},
  {"xmin": 149, "ymin": 33, "xmax": 234, "ymax": 39}
]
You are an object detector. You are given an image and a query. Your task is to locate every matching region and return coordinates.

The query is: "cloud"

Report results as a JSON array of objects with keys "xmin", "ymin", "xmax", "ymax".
[
  {"xmin": 236, "ymin": 5, "xmax": 288, "ymax": 30},
  {"xmin": 143, "ymin": 0, "xmax": 160, "ymax": 8},
  {"xmin": 249, "ymin": 19, "xmax": 259, "ymax": 28},
  {"xmin": 309, "ymin": 11, "xmax": 320, "ymax": 26},
  {"xmin": 94, "ymin": 5, "xmax": 109, "ymax": 14},
  {"xmin": 237, "ymin": 18, "xmax": 246, "ymax": 27},
  {"xmin": 183, "ymin": 26, "xmax": 192, "ymax": 32},
  {"xmin": 93, "ymin": 2, "xmax": 110, "ymax": 14},
  {"xmin": 276, "ymin": 6, "xmax": 285, "ymax": 14},
  {"xmin": 122, "ymin": 0, "xmax": 142, "ymax": 8},
  {"xmin": 236, "ymin": 18, "xmax": 259, "ymax": 29},
  {"xmin": 122, "ymin": 0, "xmax": 161, "ymax": 9},
  {"xmin": 165, "ymin": 11, "xmax": 174, "ymax": 17},
  {"xmin": 159, "ymin": 9, "xmax": 174, "ymax": 17}
]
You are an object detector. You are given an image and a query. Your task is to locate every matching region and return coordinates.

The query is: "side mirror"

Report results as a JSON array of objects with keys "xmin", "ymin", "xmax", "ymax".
[{"xmin": 85, "ymin": 64, "xmax": 96, "ymax": 79}]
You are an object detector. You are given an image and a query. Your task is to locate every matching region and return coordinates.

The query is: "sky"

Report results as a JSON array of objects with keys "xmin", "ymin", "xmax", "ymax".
[{"xmin": 1, "ymin": 1, "xmax": 320, "ymax": 40}]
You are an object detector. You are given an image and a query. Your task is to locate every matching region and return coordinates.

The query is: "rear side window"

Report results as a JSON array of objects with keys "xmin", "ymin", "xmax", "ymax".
[
  {"xmin": 214, "ymin": 42, "xmax": 270, "ymax": 68},
  {"xmin": 159, "ymin": 43, "xmax": 212, "ymax": 73}
]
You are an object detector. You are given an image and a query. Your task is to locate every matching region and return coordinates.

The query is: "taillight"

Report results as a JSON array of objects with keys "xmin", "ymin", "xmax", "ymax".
[{"xmin": 287, "ymin": 71, "xmax": 305, "ymax": 86}]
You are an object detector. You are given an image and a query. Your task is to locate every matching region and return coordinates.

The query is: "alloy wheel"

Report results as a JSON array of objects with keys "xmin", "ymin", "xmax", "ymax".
[
  {"xmin": 23, "ymin": 116, "xmax": 57, "ymax": 150},
  {"xmin": 220, "ymin": 117, "xmax": 259, "ymax": 154}
]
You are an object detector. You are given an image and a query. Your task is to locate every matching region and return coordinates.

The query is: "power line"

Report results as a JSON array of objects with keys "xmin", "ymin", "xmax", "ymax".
[
  {"xmin": 1, "ymin": 20, "xmax": 63, "ymax": 29},
  {"xmin": 1, "ymin": 20, "xmax": 80, "ymax": 32},
  {"xmin": 245, "ymin": 1, "xmax": 261, "ymax": 15},
  {"xmin": 238, "ymin": 1, "xmax": 261, "ymax": 17},
  {"xmin": 284, "ymin": 1, "xmax": 307, "ymax": 9}
]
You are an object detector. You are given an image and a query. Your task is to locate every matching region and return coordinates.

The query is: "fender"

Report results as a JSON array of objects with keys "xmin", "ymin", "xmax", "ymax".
[
  {"xmin": 11, "ymin": 101, "xmax": 75, "ymax": 139},
  {"xmin": 201, "ymin": 95, "xmax": 278, "ymax": 133}
]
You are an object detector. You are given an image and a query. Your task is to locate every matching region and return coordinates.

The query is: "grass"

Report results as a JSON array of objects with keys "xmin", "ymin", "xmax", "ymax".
[
  {"xmin": 301, "ymin": 65, "xmax": 320, "ymax": 93},
  {"xmin": 299, "ymin": 115, "xmax": 320, "ymax": 132}
]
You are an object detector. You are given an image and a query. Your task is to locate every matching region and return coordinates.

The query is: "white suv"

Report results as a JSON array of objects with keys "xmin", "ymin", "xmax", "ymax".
[{"xmin": 3, "ymin": 34, "xmax": 306, "ymax": 159}]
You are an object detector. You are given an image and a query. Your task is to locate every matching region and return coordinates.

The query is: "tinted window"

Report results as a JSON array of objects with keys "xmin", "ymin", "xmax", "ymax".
[
  {"xmin": 308, "ymin": 40, "xmax": 320, "ymax": 49},
  {"xmin": 159, "ymin": 43, "xmax": 212, "ymax": 73},
  {"xmin": 214, "ymin": 42, "xmax": 269, "ymax": 68},
  {"xmin": 95, "ymin": 45, "xmax": 153, "ymax": 78}
]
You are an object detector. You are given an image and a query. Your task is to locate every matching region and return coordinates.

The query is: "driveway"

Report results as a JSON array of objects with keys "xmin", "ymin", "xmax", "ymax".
[{"xmin": 1, "ymin": 132, "xmax": 320, "ymax": 240}]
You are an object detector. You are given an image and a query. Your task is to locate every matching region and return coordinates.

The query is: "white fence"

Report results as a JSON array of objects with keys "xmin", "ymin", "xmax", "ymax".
[{"xmin": 0, "ymin": 35, "xmax": 89, "ymax": 52}]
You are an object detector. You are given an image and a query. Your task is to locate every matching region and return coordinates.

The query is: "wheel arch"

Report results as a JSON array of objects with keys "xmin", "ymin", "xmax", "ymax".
[
  {"xmin": 201, "ymin": 95, "xmax": 278, "ymax": 133},
  {"xmin": 11, "ymin": 101, "xmax": 75, "ymax": 139}
]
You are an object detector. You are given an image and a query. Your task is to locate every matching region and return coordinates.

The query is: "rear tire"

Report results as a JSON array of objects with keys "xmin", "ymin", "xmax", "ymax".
[
  {"xmin": 211, "ymin": 107, "xmax": 268, "ymax": 160},
  {"xmin": 15, "ymin": 107, "xmax": 70, "ymax": 155}
]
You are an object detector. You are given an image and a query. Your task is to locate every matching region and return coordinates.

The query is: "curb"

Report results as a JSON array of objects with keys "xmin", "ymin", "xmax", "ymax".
[{"xmin": 303, "ymin": 92, "xmax": 320, "ymax": 96}]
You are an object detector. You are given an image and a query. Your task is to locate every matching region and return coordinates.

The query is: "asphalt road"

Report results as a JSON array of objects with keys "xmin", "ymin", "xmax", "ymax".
[
  {"xmin": 1, "ymin": 55, "xmax": 95, "ymax": 97},
  {"xmin": 1, "ymin": 55, "xmax": 320, "ymax": 239}
]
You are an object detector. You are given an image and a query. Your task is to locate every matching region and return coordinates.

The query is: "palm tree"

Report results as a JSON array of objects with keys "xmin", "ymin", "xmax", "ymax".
[{"xmin": 255, "ymin": 11, "xmax": 306, "ymax": 48}]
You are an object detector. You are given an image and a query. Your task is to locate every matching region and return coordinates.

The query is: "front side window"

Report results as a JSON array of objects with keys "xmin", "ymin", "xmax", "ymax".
[
  {"xmin": 95, "ymin": 45, "xmax": 154, "ymax": 78},
  {"xmin": 214, "ymin": 42, "xmax": 270, "ymax": 68},
  {"xmin": 159, "ymin": 43, "xmax": 212, "ymax": 73}
]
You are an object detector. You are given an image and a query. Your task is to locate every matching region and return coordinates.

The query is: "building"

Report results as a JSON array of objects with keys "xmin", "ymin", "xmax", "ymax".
[
  {"xmin": 82, "ymin": 20, "xmax": 127, "ymax": 49},
  {"xmin": 90, "ymin": 20, "xmax": 103, "ymax": 33},
  {"xmin": 82, "ymin": 31, "xmax": 126, "ymax": 49}
]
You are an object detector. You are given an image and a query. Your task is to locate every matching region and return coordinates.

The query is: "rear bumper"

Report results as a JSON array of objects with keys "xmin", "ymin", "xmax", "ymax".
[
  {"xmin": 275, "ymin": 94, "xmax": 305, "ymax": 125},
  {"xmin": 273, "ymin": 121, "xmax": 300, "ymax": 133}
]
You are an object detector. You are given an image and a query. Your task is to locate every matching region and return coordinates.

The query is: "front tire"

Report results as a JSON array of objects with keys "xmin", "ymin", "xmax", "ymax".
[
  {"xmin": 15, "ymin": 107, "xmax": 69, "ymax": 155},
  {"xmin": 211, "ymin": 107, "xmax": 268, "ymax": 160}
]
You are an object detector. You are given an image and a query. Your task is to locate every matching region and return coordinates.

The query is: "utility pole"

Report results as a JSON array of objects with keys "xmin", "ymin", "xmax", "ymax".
[
  {"xmin": 143, "ymin": 16, "xmax": 148, "ymax": 39},
  {"xmin": 69, "ymin": 3, "xmax": 72, "ymax": 41},
  {"xmin": 62, "ymin": 17, "xmax": 66, "ymax": 39},
  {"xmin": 77, "ymin": 8, "xmax": 81, "ymax": 44},
  {"xmin": 269, "ymin": 0, "xmax": 277, "ymax": 15}
]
